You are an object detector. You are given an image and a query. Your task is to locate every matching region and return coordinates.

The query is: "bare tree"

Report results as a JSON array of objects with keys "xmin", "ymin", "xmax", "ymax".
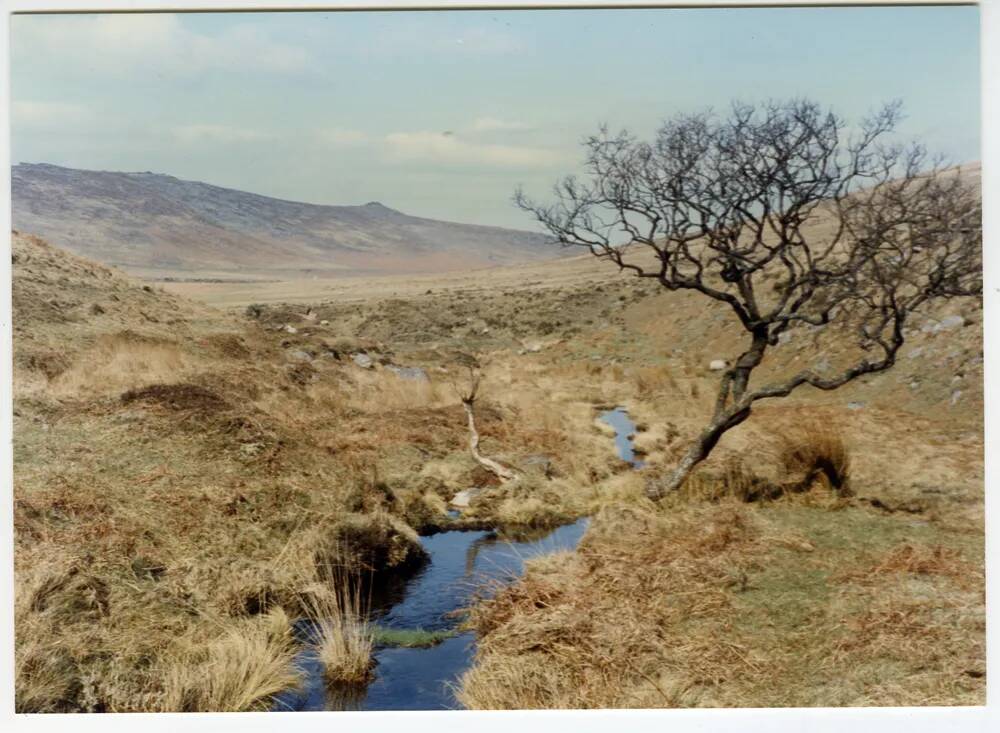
[{"xmin": 516, "ymin": 99, "xmax": 981, "ymax": 498}]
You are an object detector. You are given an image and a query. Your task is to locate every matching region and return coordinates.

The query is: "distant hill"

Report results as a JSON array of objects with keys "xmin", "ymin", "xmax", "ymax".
[{"xmin": 12, "ymin": 163, "xmax": 558, "ymax": 279}]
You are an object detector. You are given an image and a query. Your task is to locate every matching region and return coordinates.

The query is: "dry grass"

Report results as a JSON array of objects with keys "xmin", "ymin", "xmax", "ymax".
[
  {"xmin": 458, "ymin": 497, "xmax": 984, "ymax": 709},
  {"xmin": 49, "ymin": 334, "xmax": 197, "ymax": 398},
  {"xmin": 776, "ymin": 425, "xmax": 852, "ymax": 495},
  {"xmin": 299, "ymin": 577, "xmax": 375, "ymax": 685},
  {"xmin": 12, "ymin": 231, "xmax": 984, "ymax": 711},
  {"xmin": 159, "ymin": 608, "xmax": 301, "ymax": 712}
]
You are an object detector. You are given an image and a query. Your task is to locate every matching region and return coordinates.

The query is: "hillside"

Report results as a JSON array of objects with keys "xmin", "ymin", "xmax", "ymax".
[
  {"xmin": 11, "ymin": 163, "xmax": 558, "ymax": 279},
  {"xmin": 12, "ymin": 231, "xmax": 984, "ymax": 711}
]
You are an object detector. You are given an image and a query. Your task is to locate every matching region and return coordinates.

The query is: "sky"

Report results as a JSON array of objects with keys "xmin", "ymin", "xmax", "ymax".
[{"xmin": 10, "ymin": 6, "xmax": 981, "ymax": 230}]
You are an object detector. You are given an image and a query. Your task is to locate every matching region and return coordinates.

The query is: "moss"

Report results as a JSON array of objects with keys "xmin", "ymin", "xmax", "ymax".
[{"xmin": 372, "ymin": 627, "xmax": 457, "ymax": 649}]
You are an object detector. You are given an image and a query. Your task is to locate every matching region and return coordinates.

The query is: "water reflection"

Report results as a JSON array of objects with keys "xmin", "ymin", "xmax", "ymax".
[
  {"xmin": 599, "ymin": 407, "xmax": 646, "ymax": 468},
  {"xmin": 274, "ymin": 518, "xmax": 589, "ymax": 711}
]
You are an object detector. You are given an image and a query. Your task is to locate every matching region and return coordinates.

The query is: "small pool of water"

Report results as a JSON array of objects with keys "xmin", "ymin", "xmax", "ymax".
[
  {"xmin": 599, "ymin": 407, "xmax": 646, "ymax": 469},
  {"xmin": 275, "ymin": 518, "xmax": 589, "ymax": 711}
]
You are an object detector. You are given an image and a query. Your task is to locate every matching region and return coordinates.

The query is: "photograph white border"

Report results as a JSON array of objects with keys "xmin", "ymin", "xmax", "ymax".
[{"xmin": 0, "ymin": 2, "xmax": 995, "ymax": 732}]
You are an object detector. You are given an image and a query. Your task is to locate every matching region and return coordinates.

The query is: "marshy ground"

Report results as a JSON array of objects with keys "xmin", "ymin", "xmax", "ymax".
[{"xmin": 12, "ymin": 231, "xmax": 984, "ymax": 711}]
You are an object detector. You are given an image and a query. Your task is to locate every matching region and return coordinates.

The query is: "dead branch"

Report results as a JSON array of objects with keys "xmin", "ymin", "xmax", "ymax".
[{"xmin": 453, "ymin": 364, "xmax": 519, "ymax": 483}]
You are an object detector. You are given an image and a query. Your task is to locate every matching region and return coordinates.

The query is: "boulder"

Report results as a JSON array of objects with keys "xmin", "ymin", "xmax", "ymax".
[
  {"xmin": 922, "ymin": 315, "xmax": 966, "ymax": 334},
  {"xmin": 351, "ymin": 353, "xmax": 374, "ymax": 369},
  {"xmin": 521, "ymin": 454, "xmax": 555, "ymax": 478},
  {"xmin": 450, "ymin": 487, "xmax": 485, "ymax": 509},
  {"xmin": 386, "ymin": 364, "xmax": 428, "ymax": 381}
]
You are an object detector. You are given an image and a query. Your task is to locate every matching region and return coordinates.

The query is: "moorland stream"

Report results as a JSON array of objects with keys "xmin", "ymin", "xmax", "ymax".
[{"xmin": 274, "ymin": 405, "xmax": 639, "ymax": 711}]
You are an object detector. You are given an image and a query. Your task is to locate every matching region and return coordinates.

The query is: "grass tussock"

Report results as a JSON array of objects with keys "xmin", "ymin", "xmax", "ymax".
[
  {"xmin": 50, "ymin": 334, "xmax": 196, "ymax": 398},
  {"xmin": 159, "ymin": 608, "xmax": 300, "ymax": 712},
  {"xmin": 300, "ymin": 578, "xmax": 375, "ymax": 685},
  {"xmin": 677, "ymin": 426, "xmax": 853, "ymax": 505},
  {"xmin": 776, "ymin": 425, "xmax": 852, "ymax": 496},
  {"xmin": 466, "ymin": 474, "xmax": 586, "ymax": 529}
]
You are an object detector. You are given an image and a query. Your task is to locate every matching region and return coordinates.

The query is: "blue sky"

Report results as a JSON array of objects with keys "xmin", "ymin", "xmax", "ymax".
[{"xmin": 11, "ymin": 6, "xmax": 980, "ymax": 229}]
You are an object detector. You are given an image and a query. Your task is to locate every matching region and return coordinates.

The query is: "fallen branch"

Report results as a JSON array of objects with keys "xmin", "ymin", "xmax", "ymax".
[{"xmin": 455, "ymin": 366, "xmax": 519, "ymax": 483}]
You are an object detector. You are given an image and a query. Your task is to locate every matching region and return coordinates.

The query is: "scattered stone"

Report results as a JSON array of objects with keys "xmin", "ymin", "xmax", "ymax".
[
  {"xmin": 283, "ymin": 324, "xmax": 298, "ymax": 335},
  {"xmin": 922, "ymin": 315, "xmax": 966, "ymax": 333},
  {"xmin": 521, "ymin": 454, "xmax": 555, "ymax": 478},
  {"xmin": 450, "ymin": 487, "xmax": 485, "ymax": 509},
  {"xmin": 352, "ymin": 353, "xmax": 375, "ymax": 369},
  {"xmin": 386, "ymin": 364, "xmax": 428, "ymax": 381},
  {"xmin": 951, "ymin": 389, "xmax": 963, "ymax": 406},
  {"xmin": 907, "ymin": 346, "xmax": 925, "ymax": 360},
  {"xmin": 709, "ymin": 359, "xmax": 727, "ymax": 371},
  {"xmin": 847, "ymin": 401, "xmax": 865, "ymax": 410},
  {"xmin": 525, "ymin": 343, "xmax": 543, "ymax": 353},
  {"xmin": 287, "ymin": 350, "xmax": 313, "ymax": 362},
  {"xmin": 319, "ymin": 320, "xmax": 329, "ymax": 326},
  {"xmin": 303, "ymin": 310, "xmax": 317, "ymax": 322}
]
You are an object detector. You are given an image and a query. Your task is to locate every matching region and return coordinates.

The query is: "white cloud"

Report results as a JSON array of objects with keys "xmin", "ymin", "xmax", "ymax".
[
  {"xmin": 384, "ymin": 131, "xmax": 564, "ymax": 169},
  {"xmin": 13, "ymin": 101, "xmax": 95, "ymax": 129},
  {"xmin": 471, "ymin": 117, "xmax": 534, "ymax": 133},
  {"xmin": 12, "ymin": 14, "xmax": 309, "ymax": 77},
  {"xmin": 171, "ymin": 124, "xmax": 271, "ymax": 145},
  {"xmin": 317, "ymin": 128, "xmax": 370, "ymax": 147}
]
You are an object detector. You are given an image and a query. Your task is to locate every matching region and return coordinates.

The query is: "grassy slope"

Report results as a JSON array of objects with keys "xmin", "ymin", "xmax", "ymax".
[
  {"xmin": 238, "ymin": 244, "xmax": 983, "ymax": 708},
  {"xmin": 12, "ymin": 226, "xmax": 984, "ymax": 710}
]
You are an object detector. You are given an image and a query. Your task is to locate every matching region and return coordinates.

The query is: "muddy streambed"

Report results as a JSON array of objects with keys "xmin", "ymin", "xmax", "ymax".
[{"xmin": 274, "ymin": 405, "xmax": 639, "ymax": 711}]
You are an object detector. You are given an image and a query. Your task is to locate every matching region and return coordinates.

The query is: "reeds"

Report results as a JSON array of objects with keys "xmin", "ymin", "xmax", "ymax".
[{"xmin": 300, "ymin": 574, "xmax": 375, "ymax": 685}]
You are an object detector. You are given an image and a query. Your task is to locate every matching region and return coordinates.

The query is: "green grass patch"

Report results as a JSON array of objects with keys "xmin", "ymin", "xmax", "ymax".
[{"xmin": 372, "ymin": 626, "xmax": 457, "ymax": 649}]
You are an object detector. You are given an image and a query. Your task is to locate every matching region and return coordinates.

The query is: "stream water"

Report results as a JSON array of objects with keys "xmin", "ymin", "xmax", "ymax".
[
  {"xmin": 275, "ymin": 519, "xmax": 589, "ymax": 711},
  {"xmin": 599, "ymin": 407, "xmax": 645, "ymax": 469},
  {"xmin": 274, "ymin": 405, "xmax": 639, "ymax": 711}
]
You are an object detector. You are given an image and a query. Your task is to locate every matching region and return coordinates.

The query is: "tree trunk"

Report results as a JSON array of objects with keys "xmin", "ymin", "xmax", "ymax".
[
  {"xmin": 462, "ymin": 399, "xmax": 518, "ymax": 482},
  {"xmin": 646, "ymin": 406, "xmax": 751, "ymax": 500}
]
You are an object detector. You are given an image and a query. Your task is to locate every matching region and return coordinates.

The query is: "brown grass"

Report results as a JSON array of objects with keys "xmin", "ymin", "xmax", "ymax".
[
  {"xmin": 49, "ymin": 334, "xmax": 197, "ymax": 398},
  {"xmin": 458, "ymin": 496, "xmax": 984, "ymax": 709},
  {"xmin": 159, "ymin": 609, "xmax": 301, "ymax": 712},
  {"xmin": 12, "ymin": 231, "xmax": 984, "ymax": 711},
  {"xmin": 299, "ymin": 577, "xmax": 375, "ymax": 685},
  {"xmin": 776, "ymin": 425, "xmax": 852, "ymax": 495}
]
